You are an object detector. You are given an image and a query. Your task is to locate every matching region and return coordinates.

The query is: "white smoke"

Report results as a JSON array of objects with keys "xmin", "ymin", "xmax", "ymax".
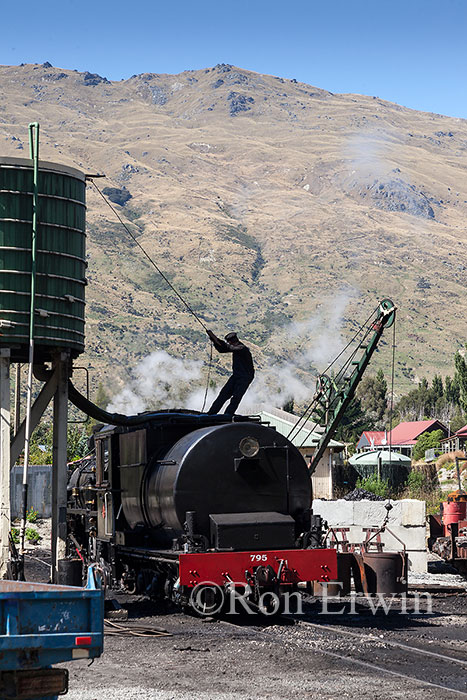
[
  {"xmin": 240, "ymin": 291, "xmax": 356, "ymax": 413},
  {"xmin": 345, "ymin": 129, "xmax": 393, "ymax": 180},
  {"xmin": 239, "ymin": 364, "xmax": 308, "ymax": 414},
  {"xmin": 107, "ymin": 294, "xmax": 355, "ymax": 416},
  {"xmin": 107, "ymin": 351, "xmax": 203, "ymax": 414},
  {"xmin": 292, "ymin": 292, "xmax": 355, "ymax": 370}
]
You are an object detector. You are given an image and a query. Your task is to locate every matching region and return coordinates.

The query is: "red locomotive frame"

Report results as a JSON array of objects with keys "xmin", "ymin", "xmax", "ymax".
[{"xmin": 179, "ymin": 547, "xmax": 337, "ymax": 587}]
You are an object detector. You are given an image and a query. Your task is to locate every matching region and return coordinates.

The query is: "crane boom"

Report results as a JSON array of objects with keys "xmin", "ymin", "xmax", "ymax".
[{"xmin": 306, "ymin": 298, "xmax": 396, "ymax": 472}]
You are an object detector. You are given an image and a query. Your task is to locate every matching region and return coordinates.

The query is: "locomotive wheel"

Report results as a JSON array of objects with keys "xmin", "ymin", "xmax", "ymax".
[
  {"xmin": 256, "ymin": 590, "xmax": 284, "ymax": 616},
  {"xmin": 189, "ymin": 583, "xmax": 225, "ymax": 617}
]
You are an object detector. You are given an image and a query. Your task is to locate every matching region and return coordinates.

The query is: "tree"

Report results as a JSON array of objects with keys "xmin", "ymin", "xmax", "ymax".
[
  {"xmin": 412, "ymin": 429, "xmax": 444, "ymax": 462},
  {"xmin": 451, "ymin": 411, "xmax": 467, "ymax": 434},
  {"xmin": 67, "ymin": 426, "xmax": 89, "ymax": 461},
  {"xmin": 356, "ymin": 369, "xmax": 388, "ymax": 428},
  {"xmin": 335, "ymin": 396, "xmax": 372, "ymax": 444},
  {"xmin": 444, "ymin": 375, "xmax": 460, "ymax": 405},
  {"xmin": 454, "ymin": 347, "xmax": 467, "ymax": 415},
  {"xmin": 94, "ymin": 381, "xmax": 110, "ymax": 409},
  {"xmin": 431, "ymin": 374, "xmax": 443, "ymax": 402},
  {"xmin": 396, "ymin": 378, "xmax": 431, "ymax": 422},
  {"xmin": 87, "ymin": 381, "xmax": 111, "ymax": 432},
  {"xmin": 26, "ymin": 423, "xmax": 89, "ymax": 464},
  {"xmin": 389, "ymin": 346, "xmax": 466, "ymax": 432},
  {"xmin": 282, "ymin": 398, "xmax": 295, "ymax": 414},
  {"xmin": 28, "ymin": 425, "xmax": 53, "ymax": 465}
]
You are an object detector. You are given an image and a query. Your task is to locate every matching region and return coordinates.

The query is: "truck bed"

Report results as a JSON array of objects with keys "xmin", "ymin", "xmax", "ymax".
[{"xmin": 0, "ymin": 567, "xmax": 103, "ymax": 672}]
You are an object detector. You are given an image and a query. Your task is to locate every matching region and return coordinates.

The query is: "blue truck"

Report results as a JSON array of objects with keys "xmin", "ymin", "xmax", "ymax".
[{"xmin": 0, "ymin": 566, "xmax": 103, "ymax": 700}]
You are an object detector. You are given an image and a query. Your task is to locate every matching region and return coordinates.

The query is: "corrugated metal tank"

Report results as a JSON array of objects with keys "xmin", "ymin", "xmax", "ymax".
[{"xmin": 0, "ymin": 157, "xmax": 86, "ymax": 361}]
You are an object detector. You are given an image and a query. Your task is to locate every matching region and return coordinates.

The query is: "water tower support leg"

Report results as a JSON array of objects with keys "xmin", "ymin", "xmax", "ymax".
[
  {"xmin": 51, "ymin": 353, "xmax": 69, "ymax": 583},
  {"xmin": 10, "ymin": 372, "xmax": 58, "ymax": 468},
  {"xmin": 0, "ymin": 350, "xmax": 11, "ymax": 579}
]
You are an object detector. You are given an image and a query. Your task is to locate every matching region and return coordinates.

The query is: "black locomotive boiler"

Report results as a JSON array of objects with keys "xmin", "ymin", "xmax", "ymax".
[{"xmin": 67, "ymin": 411, "xmax": 337, "ymax": 611}]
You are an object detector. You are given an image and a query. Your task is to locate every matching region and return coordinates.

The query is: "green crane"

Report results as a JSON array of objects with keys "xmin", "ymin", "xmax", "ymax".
[{"xmin": 288, "ymin": 299, "xmax": 396, "ymax": 472}]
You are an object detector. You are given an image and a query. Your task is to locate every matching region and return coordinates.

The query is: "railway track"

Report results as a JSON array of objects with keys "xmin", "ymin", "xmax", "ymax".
[
  {"xmin": 218, "ymin": 610, "xmax": 467, "ymax": 697},
  {"xmin": 296, "ymin": 618, "xmax": 467, "ymax": 697},
  {"xmin": 299, "ymin": 618, "xmax": 467, "ymax": 666}
]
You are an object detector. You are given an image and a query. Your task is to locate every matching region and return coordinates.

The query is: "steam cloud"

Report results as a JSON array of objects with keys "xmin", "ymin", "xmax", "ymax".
[
  {"xmin": 107, "ymin": 294, "xmax": 355, "ymax": 416},
  {"xmin": 345, "ymin": 129, "xmax": 393, "ymax": 180},
  {"xmin": 107, "ymin": 351, "xmax": 202, "ymax": 414}
]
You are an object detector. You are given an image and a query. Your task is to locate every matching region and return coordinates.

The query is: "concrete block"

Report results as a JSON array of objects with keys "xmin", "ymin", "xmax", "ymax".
[
  {"xmin": 337, "ymin": 525, "xmax": 426, "ymax": 552},
  {"xmin": 345, "ymin": 525, "xmax": 369, "ymax": 546},
  {"xmin": 313, "ymin": 499, "xmax": 354, "ymax": 526},
  {"xmin": 314, "ymin": 498, "xmax": 425, "ymax": 528},
  {"xmin": 352, "ymin": 500, "xmax": 402, "ymax": 527},
  {"xmin": 407, "ymin": 550, "xmax": 428, "ymax": 573},
  {"xmin": 382, "ymin": 525, "xmax": 427, "ymax": 551},
  {"xmin": 401, "ymin": 499, "xmax": 426, "ymax": 527},
  {"xmin": 353, "ymin": 500, "xmax": 387, "ymax": 527},
  {"xmin": 312, "ymin": 499, "xmax": 428, "ymax": 562},
  {"xmin": 386, "ymin": 500, "xmax": 403, "ymax": 525}
]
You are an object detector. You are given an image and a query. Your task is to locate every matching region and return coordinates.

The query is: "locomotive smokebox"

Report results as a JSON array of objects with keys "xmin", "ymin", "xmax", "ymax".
[{"xmin": 118, "ymin": 421, "xmax": 311, "ymax": 546}]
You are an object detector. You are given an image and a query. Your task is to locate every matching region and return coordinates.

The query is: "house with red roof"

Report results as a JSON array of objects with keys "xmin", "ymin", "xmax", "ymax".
[
  {"xmin": 440, "ymin": 424, "xmax": 467, "ymax": 454},
  {"xmin": 356, "ymin": 420, "xmax": 448, "ymax": 457},
  {"xmin": 356, "ymin": 431, "xmax": 387, "ymax": 451}
]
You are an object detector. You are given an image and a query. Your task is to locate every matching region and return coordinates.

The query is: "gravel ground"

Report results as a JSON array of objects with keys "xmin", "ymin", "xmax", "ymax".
[
  {"xmin": 24, "ymin": 546, "xmax": 467, "ymax": 700},
  {"xmin": 61, "ymin": 589, "xmax": 467, "ymax": 700},
  {"xmin": 60, "ymin": 595, "xmax": 467, "ymax": 700}
]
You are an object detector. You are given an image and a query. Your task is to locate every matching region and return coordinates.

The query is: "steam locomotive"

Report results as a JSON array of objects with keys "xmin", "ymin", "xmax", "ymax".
[{"xmin": 66, "ymin": 411, "xmax": 337, "ymax": 612}]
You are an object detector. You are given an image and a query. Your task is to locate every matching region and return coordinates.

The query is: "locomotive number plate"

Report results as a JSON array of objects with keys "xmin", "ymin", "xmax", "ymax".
[{"xmin": 250, "ymin": 554, "xmax": 268, "ymax": 562}]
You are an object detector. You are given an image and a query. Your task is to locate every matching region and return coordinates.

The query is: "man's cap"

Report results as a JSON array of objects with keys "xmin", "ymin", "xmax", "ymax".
[{"xmin": 225, "ymin": 332, "xmax": 238, "ymax": 341}]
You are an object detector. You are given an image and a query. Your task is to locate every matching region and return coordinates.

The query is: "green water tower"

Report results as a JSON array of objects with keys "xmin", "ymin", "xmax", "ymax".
[{"xmin": 0, "ymin": 156, "xmax": 86, "ymax": 362}]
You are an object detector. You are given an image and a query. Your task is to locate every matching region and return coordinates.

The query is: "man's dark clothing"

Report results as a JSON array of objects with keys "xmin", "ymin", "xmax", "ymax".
[
  {"xmin": 208, "ymin": 375, "xmax": 252, "ymax": 416},
  {"xmin": 207, "ymin": 334, "xmax": 254, "ymax": 415}
]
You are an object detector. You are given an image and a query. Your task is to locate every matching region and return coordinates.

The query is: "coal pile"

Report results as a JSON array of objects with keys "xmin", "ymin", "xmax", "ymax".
[{"xmin": 344, "ymin": 488, "xmax": 385, "ymax": 501}]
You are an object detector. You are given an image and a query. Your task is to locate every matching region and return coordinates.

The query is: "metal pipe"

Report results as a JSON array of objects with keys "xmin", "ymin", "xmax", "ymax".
[
  {"xmin": 14, "ymin": 363, "xmax": 21, "ymax": 434},
  {"xmin": 67, "ymin": 379, "xmax": 241, "ymax": 427},
  {"xmin": 0, "ymin": 350, "xmax": 11, "ymax": 579},
  {"xmin": 19, "ymin": 122, "xmax": 40, "ymax": 559}
]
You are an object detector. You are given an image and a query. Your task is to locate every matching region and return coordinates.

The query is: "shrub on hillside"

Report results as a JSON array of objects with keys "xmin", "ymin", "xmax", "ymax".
[{"xmin": 436, "ymin": 450, "xmax": 465, "ymax": 470}]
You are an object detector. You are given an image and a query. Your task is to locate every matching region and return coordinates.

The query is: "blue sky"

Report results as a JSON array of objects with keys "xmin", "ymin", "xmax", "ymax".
[{"xmin": 2, "ymin": 0, "xmax": 467, "ymax": 118}]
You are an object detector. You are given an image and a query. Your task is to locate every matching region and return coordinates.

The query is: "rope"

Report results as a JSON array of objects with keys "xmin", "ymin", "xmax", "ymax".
[
  {"xmin": 90, "ymin": 180, "xmax": 216, "ymax": 412},
  {"xmin": 104, "ymin": 619, "xmax": 172, "ymax": 638},
  {"xmin": 90, "ymin": 181, "xmax": 207, "ymax": 332},
  {"xmin": 201, "ymin": 341, "xmax": 213, "ymax": 412},
  {"xmin": 24, "ymin": 553, "xmax": 51, "ymax": 568}
]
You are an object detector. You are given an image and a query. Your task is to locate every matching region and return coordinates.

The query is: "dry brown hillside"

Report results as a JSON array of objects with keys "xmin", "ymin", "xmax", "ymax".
[{"xmin": 1, "ymin": 62, "xmax": 466, "ymax": 407}]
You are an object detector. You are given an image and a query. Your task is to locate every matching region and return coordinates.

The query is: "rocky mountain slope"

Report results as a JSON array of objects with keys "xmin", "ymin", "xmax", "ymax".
[{"xmin": 1, "ymin": 62, "xmax": 466, "ymax": 408}]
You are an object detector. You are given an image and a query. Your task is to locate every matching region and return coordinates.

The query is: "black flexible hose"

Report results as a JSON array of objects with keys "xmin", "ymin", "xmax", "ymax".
[{"xmin": 67, "ymin": 380, "xmax": 247, "ymax": 427}]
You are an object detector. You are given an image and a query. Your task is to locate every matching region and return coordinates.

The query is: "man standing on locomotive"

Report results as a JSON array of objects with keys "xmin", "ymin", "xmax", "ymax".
[{"xmin": 206, "ymin": 330, "xmax": 254, "ymax": 415}]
